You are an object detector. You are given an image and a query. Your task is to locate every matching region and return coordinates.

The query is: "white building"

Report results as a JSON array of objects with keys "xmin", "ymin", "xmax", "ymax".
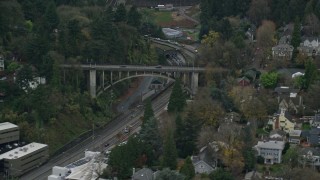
[
  {"xmin": 162, "ymin": 28, "xmax": 183, "ymax": 39},
  {"xmin": 298, "ymin": 37, "xmax": 320, "ymax": 56},
  {"xmin": 0, "ymin": 142, "xmax": 49, "ymax": 177},
  {"xmin": 157, "ymin": 4, "xmax": 173, "ymax": 11},
  {"xmin": 288, "ymin": 130, "xmax": 302, "ymax": 144},
  {"xmin": 28, "ymin": 77, "xmax": 46, "ymax": 90},
  {"xmin": 0, "ymin": 122, "xmax": 19, "ymax": 145},
  {"xmin": 48, "ymin": 151, "xmax": 107, "ymax": 180},
  {"xmin": 254, "ymin": 140, "xmax": 285, "ymax": 164}
]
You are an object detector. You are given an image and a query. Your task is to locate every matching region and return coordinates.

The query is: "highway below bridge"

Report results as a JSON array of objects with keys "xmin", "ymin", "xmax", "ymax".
[{"xmin": 21, "ymin": 85, "xmax": 173, "ymax": 180}]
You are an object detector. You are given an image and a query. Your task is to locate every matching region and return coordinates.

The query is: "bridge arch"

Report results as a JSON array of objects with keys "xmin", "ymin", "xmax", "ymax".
[{"xmin": 97, "ymin": 74, "xmax": 176, "ymax": 97}]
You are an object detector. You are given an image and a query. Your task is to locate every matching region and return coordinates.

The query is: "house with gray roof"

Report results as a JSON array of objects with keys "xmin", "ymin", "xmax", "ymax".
[
  {"xmin": 288, "ymin": 130, "xmax": 302, "ymax": 144},
  {"xmin": 132, "ymin": 168, "xmax": 154, "ymax": 180},
  {"xmin": 272, "ymin": 42, "xmax": 294, "ymax": 60},
  {"xmin": 254, "ymin": 140, "xmax": 285, "ymax": 164},
  {"xmin": 298, "ymin": 147, "xmax": 320, "ymax": 168},
  {"xmin": 191, "ymin": 156, "xmax": 215, "ymax": 174},
  {"xmin": 309, "ymin": 128, "xmax": 320, "ymax": 146},
  {"xmin": 311, "ymin": 114, "xmax": 320, "ymax": 127},
  {"xmin": 298, "ymin": 37, "xmax": 320, "ymax": 56},
  {"xmin": 191, "ymin": 144, "xmax": 218, "ymax": 174},
  {"xmin": 269, "ymin": 129, "xmax": 286, "ymax": 141},
  {"xmin": 274, "ymin": 86, "xmax": 303, "ymax": 114}
]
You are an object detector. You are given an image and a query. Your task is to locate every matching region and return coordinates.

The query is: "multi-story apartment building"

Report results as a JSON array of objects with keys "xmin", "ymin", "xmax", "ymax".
[
  {"xmin": 0, "ymin": 122, "xmax": 19, "ymax": 145},
  {"xmin": 0, "ymin": 142, "xmax": 49, "ymax": 177}
]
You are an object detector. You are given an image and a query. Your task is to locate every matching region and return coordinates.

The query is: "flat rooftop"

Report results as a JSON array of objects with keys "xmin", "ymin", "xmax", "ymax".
[
  {"xmin": 289, "ymin": 130, "xmax": 302, "ymax": 136},
  {"xmin": 0, "ymin": 142, "xmax": 48, "ymax": 160},
  {"xmin": 0, "ymin": 122, "xmax": 18, "ymax": 131}
]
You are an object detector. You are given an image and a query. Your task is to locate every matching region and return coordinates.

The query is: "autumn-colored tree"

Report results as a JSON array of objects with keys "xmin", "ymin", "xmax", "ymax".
[
  {"xmin": 256, "ymin": 20, "xmax": 276, "ymax": 49},
  {"xmin": 213, "ymin": 123, "xmax": 244, "ymax": 175},
  {"xmin": 201, "ymin": 31, "xmax": 220, "ymax": 47}
]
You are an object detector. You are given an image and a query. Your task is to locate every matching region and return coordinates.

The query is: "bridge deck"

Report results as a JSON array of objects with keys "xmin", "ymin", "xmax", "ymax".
[{"xmin": 61, "ymin": 64, "xmax": 205, "ymax": 73}]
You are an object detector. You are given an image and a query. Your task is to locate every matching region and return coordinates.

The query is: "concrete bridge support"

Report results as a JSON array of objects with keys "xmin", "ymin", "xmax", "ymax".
[
  {"xmin": 90, "ymin": 69, "xmax": 97, "ymax": 98},
  {"xmin": 191, "ymin": 72, "xmax": 199, "ymax": 96}
]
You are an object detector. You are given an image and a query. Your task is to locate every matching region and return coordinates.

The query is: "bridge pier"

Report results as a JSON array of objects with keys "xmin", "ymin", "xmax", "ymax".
[
  {"xmin": 119, "ymin": 71, "xmax": 122, "ymax": 79},
  {"xmin": 191, "ymin": 72, "xmax": 199, "ymax": 97},
  {"xmin": 110, "ymin": 71, "xmax": 113, "ymax": 84},
  {"xmin": 102, "ymin": 71, "xmax": 105, "ymax": 88},
  {"xmin": 90, "ymin": 69, "xmax": 97, "ymax": 98},
  {"xmin": 183, "ymin": 73, "xmax": 187, "ymax": 84}
]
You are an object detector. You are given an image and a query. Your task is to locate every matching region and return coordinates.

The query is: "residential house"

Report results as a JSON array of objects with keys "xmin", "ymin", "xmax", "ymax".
[
  {"xmin": 191, "ymin": 156, "xmax": 215, "ymax": 174},
  {"xmin": 311, "ymin": 114, "xmax": 320, "ymax": 127},
  {"xmin": 274, "ymin": 86, "xmax": 303, "ymax": 114},
  {"xmin": 222, "ymin": 112, "xmax": 241, "ymax": 123},
  {"xmin": 132, "ymin": 168, "xmax": 154, "ymax": 180},
  {"xmin": 237, "ymin": 76, "xmax": 250, "ymax": 87},
  {"xmin": 191, "ymin": 143, "xmax": 218, "ymax": 174},
  {"xmin": 272, "ymin": 44, "xmax": 294, "ymax": 60},
  {"xmin": 243, "ymin": 69, "xmax": 260, "ymax": 82},
  {"xmin": 288, "ymin": 130, "xmax": 302, "ymax": 144},
  {"xmin": 18, "ymin": 76, "xmax": 46, "ymax": 92},
  {"xmin": 254, "ymin": 140, "xmax": 285, "ymax": 164},
  {"xmin": 245, "ymin": 24, "xmax": 257, "ymax": 42},
  {"xmin": 269, "ymin": 129, "xmax": 286, "ymax": 141},
  {"xmin": 309, "ymin": 128, "xmax": 320, "ymax": 146},
  {"xmin": 298, "ymin": 147, "xmax": 320, "ymax": 168},
  {"xmin": 268, "ymin": 109, "xmax": 295, "ymax": 133},
  {"xmin": 297, "ymin": 37, "xmax": 320, "ymax": 56},
  {"xmin": 301, "ymin": 130, "xmax": 311, "ymax": 147}
]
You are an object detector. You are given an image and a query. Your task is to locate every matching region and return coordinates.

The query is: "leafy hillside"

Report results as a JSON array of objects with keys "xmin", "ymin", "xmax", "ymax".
[{"xmin": 0, "ymin": 0, "xmax": 161, "ymax": 154}]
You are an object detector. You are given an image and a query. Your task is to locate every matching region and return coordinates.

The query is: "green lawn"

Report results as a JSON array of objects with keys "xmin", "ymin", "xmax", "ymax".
[
  {"xmin": 140, "ymin": 8, "xmax": 174, "ymax": 25},
  {"xmin": 302, "ymin": 122, "xmax": 311, "ymax": 130},
  {"xmin": 154, "ymin": 11, "xmax": 173, "ymax": 24}
]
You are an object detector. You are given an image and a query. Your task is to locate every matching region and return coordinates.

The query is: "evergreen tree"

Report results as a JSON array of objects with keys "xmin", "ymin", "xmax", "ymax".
[
  {"xmin": 127, "ymin": 6, "xmax": 141, "ymax": 28},
  {"xmin": 114, "ymin": 3, "xmax": 127, "ymax": 22},
  {"xmin": 67, "ymin": 19, "xmax": 81, "ymax": 57},
  {"xmin": 44, "ymin": 1, "xmax": 59, "ymax": 32},
  {"xmin": 180, "ymin": 157, "xmax": 195, "ymax": 180},
  {"xmin": 156, "ymin": 168, "xmax": 185, "ymax": 180},
  {"xmin": 242, "ymin": 126, "xmax": 255, "ymax": 171},
  {"xmin": 291, "ymin": 17, "xmax": 301, "ymax": 49},
  {"xmin": 162, "ymin": 131, "xmax": 177, "ymax": 170},
  {"xmin": 176, "ymin": 110, "xmax": 200, "ymax": 158},
  {"xmin": 209, "ymin": 168, "xmax": 234, "ymax": 180},
  {"xmin": 139, "ymin": 117, "xmax": 162, "ymax": 162},
  {"xmin": 143, "ymin": 98, "xmax": 154, "ymax": 124},
  {"xmin": 168, "ymin": 79, "xmax": 186, "ymax": 112},
  {"xmin": 303, "ymin": 59, "xmax": 318, "ymax": 89},
  {"xmin": 175, "ymin": 114, "xmax": 183, "ymax": 139}
]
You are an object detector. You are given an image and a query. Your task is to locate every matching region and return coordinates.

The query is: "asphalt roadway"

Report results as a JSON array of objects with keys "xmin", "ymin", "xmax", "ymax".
[{"xmin": 20, "ymin": 87, "xmax": 172, "ymax": 180}]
